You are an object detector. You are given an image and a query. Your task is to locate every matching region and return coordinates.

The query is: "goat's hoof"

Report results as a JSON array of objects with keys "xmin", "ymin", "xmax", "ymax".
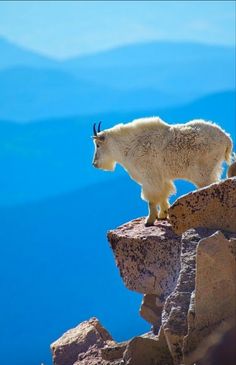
[
  {"xmin": 145, "ymin": 220, "xmax": 155, "ymax": 227},
  {"xmin": 145, "ymin": 222, "xmax": 154, "ymax": 227}
]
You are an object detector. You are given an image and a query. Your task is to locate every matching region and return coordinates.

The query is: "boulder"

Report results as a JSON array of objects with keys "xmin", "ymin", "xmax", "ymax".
[
  {"xmin": 101, "ymin": 341, "xmax": 128, "ymax": 362},
  {"xmin": 169, "ymin": 178, "xmax": 236, "ymax": 234},
  {"xmin": 108, "ymin": 218, "xmax": 182, "ymax": 329},
  {"xmin": 51, "ymin": 317, "xmax": 115, "ymax": 365},
  {"xmin": 140, "ymin": 294, "xmax": 163, "ymax": 330},
  {"xmin": 123, "ymin": 329, "xmax": 173, "ymax": 365},
  {"xmin": 108, "ymin": 218, "xmax": 181, "ymax": 297},
  {"xmin": 183, "ymin": 231, "xmax": 236, "ymax": 364}
]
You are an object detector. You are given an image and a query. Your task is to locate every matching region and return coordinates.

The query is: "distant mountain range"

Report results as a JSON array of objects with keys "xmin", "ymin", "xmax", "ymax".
[
  {"xmin": 62, "ymin": 41, "xmax": 235, "ymax": 93},
  {"xmin": 0, "ymin": 89, "xmax": 235, "ymax": 206},
  {"xmin": 0, "ymin": 37, "xmax": 235, "ymax": 121}
]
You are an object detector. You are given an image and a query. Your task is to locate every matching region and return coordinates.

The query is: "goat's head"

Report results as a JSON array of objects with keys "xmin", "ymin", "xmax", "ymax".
[{"xmin": 92, "ymin": 122, "xmax": 116, "ymax": 171}]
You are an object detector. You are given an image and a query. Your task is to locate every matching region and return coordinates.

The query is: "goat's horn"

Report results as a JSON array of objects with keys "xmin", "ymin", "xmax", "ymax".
[
  {"xmin": 93, "ymin": 123, "xmax": 97, "ymax": 136},
  {"xmin": 98, "ymin": 121, "xmax": 102, "ymax": 133}
]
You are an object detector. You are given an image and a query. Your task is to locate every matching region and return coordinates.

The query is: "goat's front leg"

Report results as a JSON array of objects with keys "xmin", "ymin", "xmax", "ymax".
[{"xmin": 145, "ymin": 202, "xmax": 158, "ymax": 227}]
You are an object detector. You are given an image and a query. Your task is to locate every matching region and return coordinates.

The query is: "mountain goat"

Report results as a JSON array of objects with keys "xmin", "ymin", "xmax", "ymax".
[{"xmin": 92, "ymin": 117, "xmax": 233, "ymax": 226}]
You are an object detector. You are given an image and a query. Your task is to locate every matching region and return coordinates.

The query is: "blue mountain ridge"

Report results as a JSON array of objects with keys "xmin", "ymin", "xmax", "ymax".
[
  {"xmin": 62, "ymin": 41, "xmax": 235, "ymax": 95},
  {"xmin": 0, "ymin": 38, "xmax": 235, "ymax": 121},
  {"xmin": 0, "ymin": 66, "xmax": 177, "ymax": 121}
]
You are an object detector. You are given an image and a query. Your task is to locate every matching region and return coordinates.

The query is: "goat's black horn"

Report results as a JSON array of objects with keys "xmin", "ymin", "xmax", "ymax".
[
  {"xmin": 93, "ymin": 123, "xmax": 97, "ymax": 136},
  {"xmin": 98, "ymin": 121, "xmax": 102, "ymax": 133}
]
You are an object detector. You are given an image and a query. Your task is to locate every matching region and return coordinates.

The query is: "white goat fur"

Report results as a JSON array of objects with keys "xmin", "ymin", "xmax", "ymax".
[{"xmin": 92, "ymin": 117, "xmax": 233, "ymax": 225}]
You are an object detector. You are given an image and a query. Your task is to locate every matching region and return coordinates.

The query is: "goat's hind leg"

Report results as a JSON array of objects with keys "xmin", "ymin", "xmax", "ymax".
[
  {"xmin": 159, "ymin": 199, "xmax": 170, "ymax": 220},
  {"xmin": 158, "ymin": 181, "xmax": 175, "ymax": 219}
]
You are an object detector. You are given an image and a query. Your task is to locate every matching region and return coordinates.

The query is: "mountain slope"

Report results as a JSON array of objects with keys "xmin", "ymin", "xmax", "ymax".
[
  {"xmin": 62, "ymin": 41, "xmax": 235, "ymax": 95},
  {"xmin": 0, "ymin": 36, "xmax": 56, "ymax": 69},
  {"xmin": 0, "ymin": 66, "xmax": 178, "ymax": 121},
  {"xmin": 64, "ymin": 41, "xmax": 234, "ymax": 69}
]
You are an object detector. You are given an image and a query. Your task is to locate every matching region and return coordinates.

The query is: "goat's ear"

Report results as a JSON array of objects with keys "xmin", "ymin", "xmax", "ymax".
[
  {"xmin": 98, "ymin": 134, "xmax": 105, "ymax": 141},
  {"xmin": 92, "ymin": 134, "xmax": 106, "ymax": 142}
]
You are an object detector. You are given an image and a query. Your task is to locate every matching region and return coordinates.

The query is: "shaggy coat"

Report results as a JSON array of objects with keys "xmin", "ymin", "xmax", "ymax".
[{"xmin": 92, "ymin": 117, "xmax": 233, "ymax": 225}]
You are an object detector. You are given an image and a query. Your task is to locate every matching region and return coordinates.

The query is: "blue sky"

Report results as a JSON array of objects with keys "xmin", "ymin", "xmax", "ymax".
[{"xmin": 0, "ymin": 1, "xmax": 235, "ymax": 59}]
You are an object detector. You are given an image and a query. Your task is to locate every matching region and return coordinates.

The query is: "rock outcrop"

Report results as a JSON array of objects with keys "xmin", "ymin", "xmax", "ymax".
[
  {"xmin": 51, "ymin": 317, "xmax": 121, "ymax": 365},
  {"xmin": 51, "ymin": 178, "xmax": 236, "ymax": 365},
  {"xmin": 169, "ymin": 178, "xmax": 236, "ymax": 234},
  {"xmin": 108, "ymin": 218, "xmax": 181, "ymax": 329},
  {"xmin": 108, "ymin": 219, "xmax": 181, "ymax": 298}
]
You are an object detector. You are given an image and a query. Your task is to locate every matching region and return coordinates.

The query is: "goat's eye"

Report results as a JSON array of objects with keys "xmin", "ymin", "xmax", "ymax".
[{"xmin": 97, "ymin": 144, "xmax": 100, "ymax": 148}]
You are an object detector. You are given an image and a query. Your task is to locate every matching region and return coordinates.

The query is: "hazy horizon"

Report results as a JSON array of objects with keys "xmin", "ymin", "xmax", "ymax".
[
  {"xmin": 1, "ymin": 34, "xmax": 236, "ymax": 62},
  {"xmin": 0, "ymin": 1, "xmax": 235, "ymax": 59}
]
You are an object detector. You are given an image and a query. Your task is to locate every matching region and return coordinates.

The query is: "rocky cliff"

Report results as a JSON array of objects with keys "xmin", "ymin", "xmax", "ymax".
[{"xmin": 51, "ymin": 178, "xmax": 236, "ymax": 365}]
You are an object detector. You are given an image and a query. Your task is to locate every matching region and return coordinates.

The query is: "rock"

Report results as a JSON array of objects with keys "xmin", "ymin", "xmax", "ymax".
[
  {"xmin": 101, "ymin": 341, "xmax": 128, "ymax": 362},
  {"xmin": 74, "ymin": 345, "xmax": 113, "ymax": 365},
  {"xmin": 169, "ymin": 178, "xmax": 236, "ymax": 234},
  {"xmin": 74, "ymin": 344, "xmax": 123, "ymax": 365},
  {"xmin": 123, "ymin": 329, "xmax": 173, "ymax": 365},
  {"xmin": 183, "ymin": 231, "xmax": 236, "ymax": 364},
  {"xmin": 160, "ymin": 229, "xmax": 236, "ymax": 365},
  {"xmin": 108, "ymin": 218, "xmax": 181, "ymax": 298},
  {"xmin": 162, "ymin": 228, "xmax": 216, "ymax": 364},
  {"xmin": 108, "ymin": 218, "xmax": 182, "ymax": 332},
  {"xmin": 51, "ymin": 317, "xmax": 114, "ymax": 365},
  {"xmin": 227, "ymin": 161, "xmax": 236, "ymax": 177},
  {"xmin": 197, "ymin": 324, "xmax": 236, "ymax": 365},
  {"xmin": 140, "ymin": 294, "xmax": 163, "ymax": 329}
]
